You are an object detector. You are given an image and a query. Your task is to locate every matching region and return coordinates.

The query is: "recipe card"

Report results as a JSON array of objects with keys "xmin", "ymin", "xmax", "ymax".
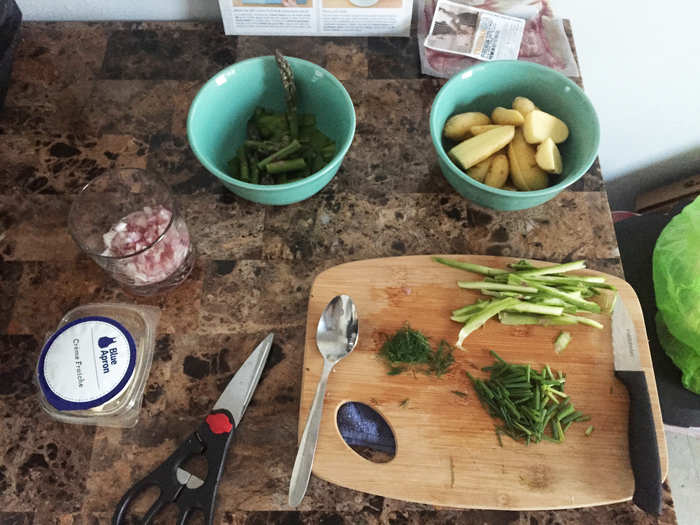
[
  {"xmin": 217, "ymin": 0, "xmax": 412, "ymax": 36},
  {"xmin": 424, "ymin": 0, "xmax": 525, "ymax": 60}
]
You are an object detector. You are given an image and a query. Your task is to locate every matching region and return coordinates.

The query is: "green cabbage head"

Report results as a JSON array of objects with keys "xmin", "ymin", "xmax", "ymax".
[{"xmin": 653, "ymin": 196, "xmax": 700, "ymax": 394}]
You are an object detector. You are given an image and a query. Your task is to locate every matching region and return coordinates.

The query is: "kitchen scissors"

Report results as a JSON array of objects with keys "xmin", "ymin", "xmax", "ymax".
[{"xmin": 112, "ymin": 333, "xmax": 274, "ymax": 524}]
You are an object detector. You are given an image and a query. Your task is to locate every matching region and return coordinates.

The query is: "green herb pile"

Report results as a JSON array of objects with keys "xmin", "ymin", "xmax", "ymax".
[
  {"xmin": 227, "ymin": 51, "xmax": 336, "ymax": 185},
  {"xmin": 379, "ymin": 325, "xmax": 455, "ymax": 377},
  {"xmin": 468, "ymin": 351, "xmax": 591, "ymax": 445},
  {"xmin": 433, "ymin": 257, "xmax": 617, "ymax": 349}
]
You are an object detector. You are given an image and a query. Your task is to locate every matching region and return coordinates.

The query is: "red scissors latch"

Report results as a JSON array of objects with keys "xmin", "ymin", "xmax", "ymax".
[{"xmin": 206, "ymin": 413, "xmax": 233, "ymax": 434}]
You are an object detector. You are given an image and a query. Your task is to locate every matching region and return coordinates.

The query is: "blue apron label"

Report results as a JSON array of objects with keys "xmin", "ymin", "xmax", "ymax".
[{"xmin": 38, "ymin": 316, "xmax": 137, "ymax": 411}]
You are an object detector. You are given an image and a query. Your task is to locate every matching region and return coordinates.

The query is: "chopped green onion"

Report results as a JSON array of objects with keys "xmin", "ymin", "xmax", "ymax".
[{"xmin": 466, "ymin": 353, "xmax": 590, "ymax": 445}]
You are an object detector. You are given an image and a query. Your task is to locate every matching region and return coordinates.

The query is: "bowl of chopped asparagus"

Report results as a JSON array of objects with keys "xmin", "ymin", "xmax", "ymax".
[{"xmin": 187, "ymin": 53, "xmax": 356, "ymax": 205}]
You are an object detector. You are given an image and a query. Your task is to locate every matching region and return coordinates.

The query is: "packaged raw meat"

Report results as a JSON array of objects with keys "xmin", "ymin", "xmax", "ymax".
[{"xmin": 418, "ymin": 0, "xmax": 580, "ymax": 79}]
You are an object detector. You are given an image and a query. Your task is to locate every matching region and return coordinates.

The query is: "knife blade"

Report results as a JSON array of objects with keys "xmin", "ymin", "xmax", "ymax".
[{"xmin": 612, "ymin": 298, "xmax": 662, "ymax": 515}]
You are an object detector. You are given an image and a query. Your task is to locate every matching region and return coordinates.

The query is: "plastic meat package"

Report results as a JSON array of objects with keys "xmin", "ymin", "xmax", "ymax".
[
  {"xmin": 653, "ymin": 196, "xmax": 700, "ymax": 394},
  {"xmin": 418, "ymin": 0, "xmax": 580, "ymax": 79}
]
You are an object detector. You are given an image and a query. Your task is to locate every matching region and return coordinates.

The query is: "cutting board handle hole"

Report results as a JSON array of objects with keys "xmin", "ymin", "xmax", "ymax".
[{"xmin": 335, "ymin": 401, "xmax": 396, "ymax": 463}]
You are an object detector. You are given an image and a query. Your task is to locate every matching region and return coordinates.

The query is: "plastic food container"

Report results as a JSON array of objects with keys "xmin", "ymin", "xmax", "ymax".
[{"xmin": 36, "ymin": 303, "xmax": 160, "ymax": 428}]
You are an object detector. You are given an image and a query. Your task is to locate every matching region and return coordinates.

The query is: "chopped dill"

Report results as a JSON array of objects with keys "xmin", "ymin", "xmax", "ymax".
[
  {"xmin": 429, "ymin": 340, "xmax": 455, "ymax": 376},
  {"xmin": 378, "ymin": 324, "xmax": 455, "ymax": 377},
  {"xmin": 451, "ymin": 390, "xmax": 468, "ymax": 398}
]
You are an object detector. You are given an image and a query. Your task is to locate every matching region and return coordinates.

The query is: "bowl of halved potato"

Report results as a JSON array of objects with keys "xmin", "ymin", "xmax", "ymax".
[{"xmin": 430, "ymin": 60, "xmax": 599, "ymax": 211}]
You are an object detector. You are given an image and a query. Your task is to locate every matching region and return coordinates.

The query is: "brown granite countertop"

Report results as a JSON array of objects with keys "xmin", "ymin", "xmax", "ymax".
[{"xmin": 0, "ymin": 21, "xmax": 676, "ymax": 525}]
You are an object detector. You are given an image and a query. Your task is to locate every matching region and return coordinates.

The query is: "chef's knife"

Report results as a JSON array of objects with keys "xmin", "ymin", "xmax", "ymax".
[{"xmin": 612, "ymin": 298, "xmax": 662, "ymax": 515}]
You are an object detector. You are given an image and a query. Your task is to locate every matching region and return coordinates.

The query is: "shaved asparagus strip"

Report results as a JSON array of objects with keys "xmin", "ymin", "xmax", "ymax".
[
  {"xmin": 433, "ymin": 257, "xmax": 509, "ymax": 276},
  {"xmin": 452, "ymin": 300, "xmax": 489, "ymax": 316},
  {"xmin": 514, "ymin": 260, "xmax": 587, "ymax": 277},
  {"xmin": 507, "ymin": 302, "xmax": 564, "ymax": 316},
  {"xmin": 559, "ymin": 314, "xmax": 604, "ymax": 329},
  {"xmin": 458, "ymin": 281, "xmax": 538, "ymax": 294},
  {"xmin": 498, "ymin": 312, "xmax": 577, "ymax": 326},
  {"xmin": 511, "ymin": 276, "xmax": 601, "ymax": 313},
  {"xmin": 457, "ymin": 298, "xmax": 520, "ymax": 349},
  {"xmin": 434, "ymin": 257, "xmax": 613, "ymax": 348},
  {"xmin": 554, "ymin": 331, "xmax": 572, "ymax": 353}
]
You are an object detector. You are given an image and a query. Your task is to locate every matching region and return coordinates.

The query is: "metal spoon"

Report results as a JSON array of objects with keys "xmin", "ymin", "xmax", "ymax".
[{"xmin": 288, "ymin": 294, "xmax": 359, "ymax": 507}]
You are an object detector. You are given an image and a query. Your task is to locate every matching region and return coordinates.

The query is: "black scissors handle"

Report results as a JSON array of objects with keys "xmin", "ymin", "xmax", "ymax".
[{"xmin": 112, "ymin": 409, "xmax": 236, "ymax": 525}]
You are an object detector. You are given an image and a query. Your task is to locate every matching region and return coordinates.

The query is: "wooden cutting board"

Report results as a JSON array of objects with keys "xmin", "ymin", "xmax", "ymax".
[{"xmin": 298, "ymin": 255, "xmax": 668, "ymax": 510}]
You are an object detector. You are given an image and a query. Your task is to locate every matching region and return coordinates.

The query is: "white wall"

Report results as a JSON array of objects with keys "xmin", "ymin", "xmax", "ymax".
[
  {"xmin": 16, "ymin": 0, "xmax": 700, "ymax": 209},
  {"xmin": 550, "ymin": 0, "xmax": 700, "ymax": 209}
]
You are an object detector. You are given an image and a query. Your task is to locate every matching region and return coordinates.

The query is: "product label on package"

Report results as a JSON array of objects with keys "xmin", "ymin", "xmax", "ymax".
[
  {"xmin": 424, "ymin": 0, "xmax": 524, "ymax": 61},
  {"xmin": 38, "ymin": 317, "xmax": 136, "ymax": 410},
  {"xmin": 217, "ymin": 0, "xmax": 412, "ymax": 37}
]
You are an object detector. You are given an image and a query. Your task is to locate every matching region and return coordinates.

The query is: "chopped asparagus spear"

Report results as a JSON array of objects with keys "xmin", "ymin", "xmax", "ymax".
[
  {"xmin": 238, "ymin": 147, "xmax": 249, "ymax": 182},
  {"xmin": 245, "ymin": 139, "xmax": 287, "ymax": 155},
  {"xmin": 227, "ymin": 155, "xmax": 241, "ymax": 179},
  {"xmin": 257, "ymin": 139, "xmax": 302, "ymax": 169},
  {"xmin": 266, "ymin": 157, "xmax": 307, "ymax": 174},
  {"xmin": 249, "ymin": 154, "xmax": 260, "ymax": 184},
  {"xmin": 247, "ymin": 119, "xmax": 262, "ymax": 141},
  {"xmin": 275, "ymin": 50, "xmax": 298, "ymax": 140}
]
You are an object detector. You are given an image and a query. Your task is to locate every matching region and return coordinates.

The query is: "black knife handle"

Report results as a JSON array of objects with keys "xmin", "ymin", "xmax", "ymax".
[{"xmin": 615, "ymin": 370, "xmax": 663, "ymax": 515}]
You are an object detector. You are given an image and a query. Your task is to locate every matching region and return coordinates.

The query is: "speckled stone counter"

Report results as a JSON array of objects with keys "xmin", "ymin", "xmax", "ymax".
[{"xmin": 0, "ymin": 21, "xmax": 677, "ymax": 525}]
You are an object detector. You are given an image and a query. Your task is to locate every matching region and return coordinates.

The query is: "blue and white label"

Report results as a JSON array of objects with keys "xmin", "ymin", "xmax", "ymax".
[{"xmin": 38, "ymin": 316, "xmax": 136, "ymax": 411}]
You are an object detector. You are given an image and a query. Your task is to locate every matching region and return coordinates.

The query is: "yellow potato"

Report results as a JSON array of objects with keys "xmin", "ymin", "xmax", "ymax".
[
  {"xmin": 470, "ymin": 124, "xmax": 506, "ymax": 136},
  {"xmin": 443, "ymin": 112, "xmax": 491, "ymax": 141},
  {"xmin": 484, "ymin": 154, "xmax": 509, "ymax": 188},
  {"xmin": 491, "ymin": 107, "xmax": 524, "ymax": 126},
  {"xmin": 512, "ymin": 96, "xmax": 537, "ymax": 117},
  {"xmin": 467, "ymin": 156, "xmax": 492, "ymax": 182},
  {"xmin": 523, "ymin": 110, "xmax": 569, "ymax": 144},
  {"xmin": 507, "ymin": 128, "xmax": 548, "ymax": 190},
  {"xmin": 535, "ymin": 137, "xmax": 563, "ymax": 174},
  {"xmin": 448, "ymin": 126, "xmax": 515, "ymax": 171}
]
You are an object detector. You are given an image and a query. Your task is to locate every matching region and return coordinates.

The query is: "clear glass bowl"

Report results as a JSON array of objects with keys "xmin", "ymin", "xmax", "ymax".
[{"xmin": 68, "ymin": 168, "xmax": 195, "ymax": 296}]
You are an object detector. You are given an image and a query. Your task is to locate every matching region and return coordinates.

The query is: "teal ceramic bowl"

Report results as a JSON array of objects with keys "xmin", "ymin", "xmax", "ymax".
[
  {"xmin": 430, "ymin": 61, "xmax": 600, "ymax": 211},
  {"xmin": 187, "ymin": 56, "xmax": 355, "ymax": 205}
]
